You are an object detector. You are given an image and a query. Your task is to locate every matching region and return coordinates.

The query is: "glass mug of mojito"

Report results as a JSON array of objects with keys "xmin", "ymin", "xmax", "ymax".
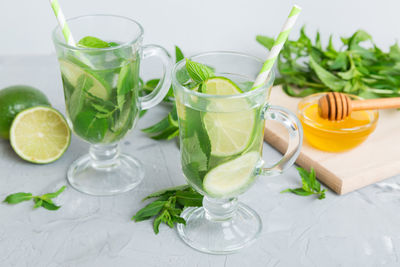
[
  {"xmin": 172, "ymin": 52, "xmax": 303, "ymax": 254},
  {"xmin": 52, "ymin": 15, "xmax": 172, "ymax": 196}
]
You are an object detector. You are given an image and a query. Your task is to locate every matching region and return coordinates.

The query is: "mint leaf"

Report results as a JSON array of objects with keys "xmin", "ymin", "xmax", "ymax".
[
  {"xmin": 78, "ymin": 36, "xmax": 111, "ymax": 48},
  {"xmin": 4, "ymin": 186, "xmax": 66, "ymax": 210},
  {"xmin": 256, "ymin": 35, "xmax": 275, "ymax": 50},
  {"xmin": 281, "ymin": 167, "xmax": 326, "ymax": 200},
  {"xmin": 132, "ymin": 184, "xmax": 203, "ymax": 234},
  {"xmin": 175, "ymin": 46, "xmax": 184, "ymax": 62},
  {"xmin": 69, "ymin": 74, "xmax": 94, "ymax": 120},
  {"xmin": 41, "ymin": 200, "xmax": 61, "ymax": 211},
  {"xmin": 309, "ymin": 55, "xmax": 346, "ymax": 91},
  {"xmin": 176, "ymin": 190, "xmax": 203, "ymax": 207},
  {"xmin": 185, "ymin": 58, "xmax": 214, "ymax": 83},
  {"xmin": 142, "ymin": 185, "xmax": 190, "ymax": 201},
  {"xmin": 41, "ymin": 186, "xmax": 66, "ymax": 200},
  {"xmin": 132, "ymin": 201, "xmax": 166, "ymax": 221},
  {"xmin": 4, "ymin": 192, "xmax": 33, "ymax": 204}
]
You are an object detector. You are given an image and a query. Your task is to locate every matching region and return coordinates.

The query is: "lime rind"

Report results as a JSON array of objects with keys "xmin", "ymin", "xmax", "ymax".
[
  {"xmin": 9, "ymin": 106, "xmax": 71, "ymax": 164},
  {"xmin": 203, "ymin": 152, "xmax": 259, "ymax": 197}
]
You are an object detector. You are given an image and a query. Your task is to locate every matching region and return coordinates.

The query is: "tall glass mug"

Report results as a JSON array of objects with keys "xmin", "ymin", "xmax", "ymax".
[
  {"xmin": 52, "ymin": 15, "xmax": 172, "ymax": 196},
  {"xmin": 172, "ymin": 52, "xmax": 303, "ymax": 254}
]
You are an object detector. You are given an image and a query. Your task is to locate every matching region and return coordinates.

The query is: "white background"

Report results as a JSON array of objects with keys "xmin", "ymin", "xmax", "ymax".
[{"xmin": 1, "ymin": 0, "xmax": 400, "ymax": 57}]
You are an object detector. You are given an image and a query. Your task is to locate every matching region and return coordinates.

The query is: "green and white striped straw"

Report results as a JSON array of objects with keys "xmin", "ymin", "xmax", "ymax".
[
  {"xmin": 49, "ymin": 0, "xmax": 76, "ymax": 46},
  {"xmin": 252, "ymin": 5, "xmax": 302, "ymax": 90}
]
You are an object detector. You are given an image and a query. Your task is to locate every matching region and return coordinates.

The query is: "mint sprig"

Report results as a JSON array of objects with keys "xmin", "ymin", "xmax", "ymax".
[
  {"xmin": 132, "ymin": 185, "xmax": 203, "ymax": 234},
  {"xmin": 257, "ymin": 27, "xmax": 400, "ymax": 99},
  {"xmin": 4, "ymin": 185, "xmax": 67, "ymax": 210},
  {"xmin": 281, "ymin": 167, "xmax": 326, "ymax": 199},
  {"xmin": 185, "ymin": 58, "xmax": 214, "ymax": 83}
]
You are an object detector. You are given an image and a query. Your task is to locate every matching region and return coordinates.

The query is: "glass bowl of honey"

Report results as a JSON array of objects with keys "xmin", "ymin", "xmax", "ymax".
[{"xmin": 297, "ymin": 93, "xmax": 379, "ymax": 152}]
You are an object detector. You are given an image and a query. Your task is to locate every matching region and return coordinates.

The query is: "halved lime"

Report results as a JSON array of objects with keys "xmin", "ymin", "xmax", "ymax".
[
  {"xmin": 201, "ymin": 77, "xmax": 255, "ymax": 156},
  {"xmin": 59, "ymin": 59, "xmax": 111, "ymax": 100},
  {"xmin": 203, "ymin": 152, "xmax": 259, "ymax": 197},
  {"xmin": 0, "ymin": 85, "xmax": 51, "ymax": 139},
  {"xmin": 10, "ymin": 106, "xmax": 71, "ymax": 164}
]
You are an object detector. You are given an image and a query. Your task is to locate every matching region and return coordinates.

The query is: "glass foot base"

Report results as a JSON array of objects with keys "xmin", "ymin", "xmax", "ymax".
[
  {"xmin": 177, "ymin": 202, "xmax": 262, "ymax": 254},
  {"xmin": 67, "ymin": 153, "xmax": 144, "ymax": 196}
]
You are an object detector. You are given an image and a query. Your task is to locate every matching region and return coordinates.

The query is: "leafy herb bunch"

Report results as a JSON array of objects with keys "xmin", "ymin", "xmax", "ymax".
[
  {"xmin": 257, "ymin": 27, "xmax": 400, "ymax": 99},
  {"xmin": 132, "ymin": 185, "xmax": 203, "ymax": 234}
]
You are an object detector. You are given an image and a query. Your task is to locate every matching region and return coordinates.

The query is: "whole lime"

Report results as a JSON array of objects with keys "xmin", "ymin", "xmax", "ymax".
[{"xmin": 0, "ymin": 85, "xmax": 51, "ymax": 139}]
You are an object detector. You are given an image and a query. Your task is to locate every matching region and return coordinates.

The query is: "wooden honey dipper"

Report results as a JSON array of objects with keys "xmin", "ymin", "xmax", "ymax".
[{"xmin": 318, "ymin": 92, "xmax": 400, "ymax": 121}]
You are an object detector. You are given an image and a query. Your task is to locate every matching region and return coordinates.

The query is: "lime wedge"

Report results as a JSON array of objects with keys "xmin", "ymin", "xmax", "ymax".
[
  {"xmin": 10, "ymin": 106, "xmax": 71, "ymax": 164},
  {"xmin": 59, "ymin": 59, "xmax": 111, "ymax": 100},
  {"xmin": 203, "ymin": 152, "xmax": 259, "ymax": 197},
  {"xmin": 201, "ymin": 77, "xmax": 255, "ymax": 156}
]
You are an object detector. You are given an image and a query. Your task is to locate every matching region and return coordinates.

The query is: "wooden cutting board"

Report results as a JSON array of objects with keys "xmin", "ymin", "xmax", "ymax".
[{"xmin": 264, "ymin": 86, "xmax": 400, "ymax": 194}]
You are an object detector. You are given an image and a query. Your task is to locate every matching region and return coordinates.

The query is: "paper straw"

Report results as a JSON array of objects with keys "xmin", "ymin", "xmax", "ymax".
[
  {"xmin": 49, "ymin": 0, "xmax": 76, "ymax": 46},
  {"xmin": 252, "ymin": 5, "xmax": 302, "ymax": 90}
]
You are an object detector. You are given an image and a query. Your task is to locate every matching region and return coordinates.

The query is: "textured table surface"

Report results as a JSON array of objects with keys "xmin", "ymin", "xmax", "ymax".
[{"xmin": 1, "ymin": 55, "xmax": 400, "ymax": 267}]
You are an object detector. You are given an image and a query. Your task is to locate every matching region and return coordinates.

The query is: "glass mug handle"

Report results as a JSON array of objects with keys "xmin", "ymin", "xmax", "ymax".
[
  {"xmin": 139, "ymin": 44, "xmax": 173, "ymax": 110},
  {"xmin": 259, "ymin": 104, "xmax": 303, "ymax": 176}
]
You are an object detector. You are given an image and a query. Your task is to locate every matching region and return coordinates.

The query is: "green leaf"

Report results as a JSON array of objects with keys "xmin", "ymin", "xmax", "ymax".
[
  {"xmin": 348, "ymin": 30, "xmax": 372, "ymax": 48},
  {"xmin": 142, "ymin": 117, "xmax": 170, "ymax": 134},
  {"xmin": 309, "ymin": 55, "xmax": 346, "ymax": 91},
  {"xmin": 142, "ymin": 185, "xmax": 190, "ymax": 201},
  {"xmin": 389, "ymin": 43, "xmax": 400, "ymax": 60},
  {"xmin": 33, "ymin": 198, "xmax": 43, "ymax": 209},
  {"xmin": 78, "ymin": 36, "xmax": 111, "ymax": 48},
  {"xmin": 337, "ymin": 64, "xmax": 362, "ymax": 80},
  {"xmin": 41, "ymin": 186, "xmax": 66, "ymax": 200},
  {"xmin": 132, "ymin": 201, "xmax": 166, "ymax": 221},
  {"xmin": 256, "ymin": 35, "xmax": 275, "ymax": 50},
  {"xmin": 153, "ymin": 214, "xmax": 163, "ymax": 234},
  {"xmin": 69, "ymin": 74, "xmax": 94, "ymax": 120},
  {"xmin": 4, "ymin": 192, "xmax": 33, "ymax": 204},
  {"xmin": 282, "ymin": 167, "xmax": 326, "ymax": 200},
  {"xmin": 281, "ymin": 188, "xmax": 313, "ymax": 196},
  {"xmin": 315, "ymin": 31, "xmax": 322, "ymax": 50},
  {"xmin": 175, "ymin": 46, "xmax": 184, "ymax": 62},
  {"xmin": 171, "ymin": 216, "xmax": 186, "ymax": 225},
  {"xmin": 176, "ymin": 191, "xmax": 203, "ymax": 207},
  {"xmin": 329, "ymin": 52, "xmax": 348, "ymax": 71},
  {"xmin": 41, "ymin": 200, "xmax": 61, "ymax": 211},
  {"xmin": 185, "ymin": 59, "xmax": 214, "ymax": 83}
]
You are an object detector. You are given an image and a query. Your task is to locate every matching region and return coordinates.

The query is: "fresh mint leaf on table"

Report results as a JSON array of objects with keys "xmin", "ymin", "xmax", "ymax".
[
  {"xmin": 4, "ymin": 185, "xmax": 67, "ymax": 210},
  {"xmin": 281, "ymin": 167, "xmax": 326, "ymax": 199},
  {"xmin": 132, "ymin": 185, "xmax": 203, "ymax": 234},
  {"xmin": 135, "ymin": 167, "xmax": 326, "ymax": 234},
  {"xmin": 257, "ymin": 26, "xmax": 400, "ymax": 99}
]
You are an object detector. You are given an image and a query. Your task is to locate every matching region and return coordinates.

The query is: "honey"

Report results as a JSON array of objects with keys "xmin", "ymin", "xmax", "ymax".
[{"xmin": 298, "ymin": 94, "xmax": 378, "ymax": 152}]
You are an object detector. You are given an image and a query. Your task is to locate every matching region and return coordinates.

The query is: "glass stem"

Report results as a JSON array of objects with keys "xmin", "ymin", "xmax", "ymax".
[
  {"xmin": 89, "ymin": 143, "xmax": 120, "ymax": 169},
  {"xmin": 203, "ymin": 196, "xmax": 238, "ymax": 221}
]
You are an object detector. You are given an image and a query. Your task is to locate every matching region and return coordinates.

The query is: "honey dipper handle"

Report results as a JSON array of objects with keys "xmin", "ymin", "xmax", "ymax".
[{"xmin": 352, "ymin": 97, "xmax": 400, "ymax": 111}]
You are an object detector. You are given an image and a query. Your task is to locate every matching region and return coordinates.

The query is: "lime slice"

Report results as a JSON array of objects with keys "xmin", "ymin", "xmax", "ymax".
[
  {"xmin": 59, "ymin": 59, "xmax": 111, "ymax": 100},
  {"xmin": 10, "ymin": 106, "xmax": 71, "ymax": 164},
  {"xmin": 201, "ymin": 77, "xmax": 255, "ymax": 156},
  {"xmin": 203, "ymin": 152, "xmax": 259, "ymax": 197},
  {"xmin": 199, "ymin": 77, "xmax": 243, "ymax": 94}
]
